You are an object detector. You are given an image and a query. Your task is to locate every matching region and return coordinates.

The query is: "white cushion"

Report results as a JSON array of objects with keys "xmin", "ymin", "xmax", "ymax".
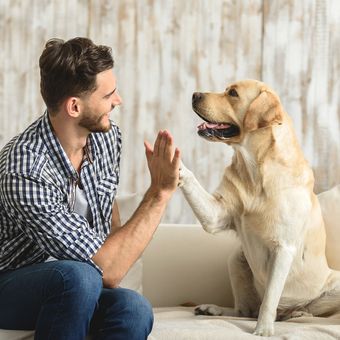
[
  {"xmin": 318, "ymin": 184, "xmax": 340, "ymax": 270},
  {"xmin": 142, "ymin": 224, "xmax": 238, "ymax": 307},
  {"xmin": 116, "ymin": 192, "xmax": 143, "ymax": 225},
  {"xmin": 119, "ymin": 258, "xmax": 143, "ymax": 294}
]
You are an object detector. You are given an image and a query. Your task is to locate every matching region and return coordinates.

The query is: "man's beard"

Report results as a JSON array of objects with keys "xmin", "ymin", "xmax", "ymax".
[{"xmin": 79, "ymin": 109, "xmax": 112, "ymax": 133}]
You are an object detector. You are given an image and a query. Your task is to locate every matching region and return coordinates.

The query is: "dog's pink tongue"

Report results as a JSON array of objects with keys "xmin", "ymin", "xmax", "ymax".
[{"xmin": 198, "ymin": 122, "xmax": 230, "ymax": 130}]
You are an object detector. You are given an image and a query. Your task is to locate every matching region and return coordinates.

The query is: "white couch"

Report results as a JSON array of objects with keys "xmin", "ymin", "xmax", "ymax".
[{"xmin": 1, "ymin": 185, "xmax": 340, "ymax": 339}]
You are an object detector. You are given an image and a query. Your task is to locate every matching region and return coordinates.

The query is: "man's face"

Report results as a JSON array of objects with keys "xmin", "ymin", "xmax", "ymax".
[{"xmin": 79, "ymin": 69, "xmax": 122, "ymax": 133}]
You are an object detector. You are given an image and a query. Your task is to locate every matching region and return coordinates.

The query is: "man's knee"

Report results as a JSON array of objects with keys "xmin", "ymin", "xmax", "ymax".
[
  {"xmin": 123, "ymin": 289, "xmax": 153, "ymax": 328},
  {"xmin": 46, "ymin": 260, "xmax": 102, "ymax": 306},
  {"xmin": 101, "ymin": 288, "xmax": 154, "ymax": 337}
]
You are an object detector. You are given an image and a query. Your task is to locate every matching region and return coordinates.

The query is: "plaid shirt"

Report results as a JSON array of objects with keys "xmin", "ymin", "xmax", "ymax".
[{"xmin": 0, "ymin": 112, "xmax": 121, "ymax": 273}]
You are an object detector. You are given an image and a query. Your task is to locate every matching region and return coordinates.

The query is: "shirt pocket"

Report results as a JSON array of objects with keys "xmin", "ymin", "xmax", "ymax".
[{"xmin": 97, "ymin": 176, "xmax": 118, "ymax": 223}]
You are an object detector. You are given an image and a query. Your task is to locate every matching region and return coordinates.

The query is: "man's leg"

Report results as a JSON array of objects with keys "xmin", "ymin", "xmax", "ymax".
[
  {"xmin": 90, "ymin": 287, "xmax": 154, "ymax": 340},
  {"xmin": 0, "ymin": 260, "xmax": 102, "ymax": 340}
]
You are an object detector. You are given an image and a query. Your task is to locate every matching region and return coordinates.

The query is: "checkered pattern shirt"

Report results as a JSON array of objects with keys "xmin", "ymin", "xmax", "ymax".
[{"xmin": 0, "ymin": 111, "xmax": 121, "ymax": 273}]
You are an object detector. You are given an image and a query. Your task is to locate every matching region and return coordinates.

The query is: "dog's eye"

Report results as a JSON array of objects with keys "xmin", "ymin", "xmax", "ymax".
[{"xmin": 228, "ymin": 89, "xmax": 239, "ymax": 97}]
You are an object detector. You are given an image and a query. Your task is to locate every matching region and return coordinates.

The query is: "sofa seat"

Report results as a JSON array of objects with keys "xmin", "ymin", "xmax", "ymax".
[
  {"xmin": 2, "ymin": 308, "xmax": 340, "ymax": 340},
  {"xmin": 150, "ymin": 307, "xmax": 340, "ymax": 339}
]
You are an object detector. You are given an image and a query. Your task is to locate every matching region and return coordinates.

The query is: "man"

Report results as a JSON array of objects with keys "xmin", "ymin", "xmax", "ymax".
[{"xmin": 0, "ymin": 37, "xmax": 180, "ymax": 339}]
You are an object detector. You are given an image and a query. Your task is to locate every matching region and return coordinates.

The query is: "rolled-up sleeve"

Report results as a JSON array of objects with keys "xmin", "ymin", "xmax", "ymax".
[{"xmin": 1, "ymin": 172, "xmax": 105, "ymax": 270}]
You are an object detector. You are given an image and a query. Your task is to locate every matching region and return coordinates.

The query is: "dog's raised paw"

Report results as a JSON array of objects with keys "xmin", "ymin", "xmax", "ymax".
[
  {"xmin": 194, "ymin": 304, "xmax": 223, "ymax": 316},
  {"xmin": 178, "ymin": 161, "xmax": 193, "ymax": 187}
]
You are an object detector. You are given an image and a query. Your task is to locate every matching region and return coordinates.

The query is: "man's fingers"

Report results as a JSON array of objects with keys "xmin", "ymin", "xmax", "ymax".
[
  {"xmin": 163, "ymin": 131, "xmax": 174, "ymax": 161},
  {"xmin": 150, "ymin": 130, "xmax": 179, "ymax": 167},
  {"xmin": 144, "ymin": 140, "xmax": 153, "ymax": 153},
  {"xmin": 153, "ymin": 130, "xmax": 163, "ymax": 157},
  {"xmin": 172, "ymin": 147, "xmax": 181, "ymax": 169},
  {"xmin": 158, "ymin": 130, "xmax": 167, "ymax": 157},
  {"xmin": 144, "ymin": 141, "xmax": 153, "ymax": 166}
]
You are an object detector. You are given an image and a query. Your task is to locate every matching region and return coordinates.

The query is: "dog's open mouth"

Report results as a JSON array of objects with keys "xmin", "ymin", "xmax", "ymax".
[{"xmin": 197, "ymin": 121, "xmax": 240, "ymax": 139}]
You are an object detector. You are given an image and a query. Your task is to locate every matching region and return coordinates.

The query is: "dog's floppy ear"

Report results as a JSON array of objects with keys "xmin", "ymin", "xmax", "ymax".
[{"xmin": 243, "ymin": 90, "xmax": 283, "ymax": 132}]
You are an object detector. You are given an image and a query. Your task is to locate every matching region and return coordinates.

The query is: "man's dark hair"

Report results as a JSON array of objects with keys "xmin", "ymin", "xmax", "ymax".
[{"xmin": 39, "ymin": 37, "xmax": 114, "ymax": 114}]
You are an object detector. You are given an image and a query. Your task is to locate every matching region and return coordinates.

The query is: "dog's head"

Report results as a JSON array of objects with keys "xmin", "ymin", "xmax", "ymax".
[{"xmin": 192, "ymin": 79, "xmax": 284, "ymax": 144}]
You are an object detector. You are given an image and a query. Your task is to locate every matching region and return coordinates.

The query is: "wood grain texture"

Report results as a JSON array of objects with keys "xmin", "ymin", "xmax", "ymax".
[
  {"xmin": 262, "ymin": 0, "xmax": 340, "ymax": 193},
  {"xmin": 0, "ymin": 0, "xmax": 339, "ymax": 223}
]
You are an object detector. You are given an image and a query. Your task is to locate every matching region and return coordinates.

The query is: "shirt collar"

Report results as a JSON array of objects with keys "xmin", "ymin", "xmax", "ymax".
[{"xmin": 40, "ymin": 111, "xmax": 94, "ymax": 181}]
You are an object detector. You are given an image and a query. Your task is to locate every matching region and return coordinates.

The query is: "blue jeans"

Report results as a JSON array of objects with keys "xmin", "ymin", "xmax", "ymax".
[{"xmin": 0, "ymin": 260, "xmax": 153, "ymax": 339}]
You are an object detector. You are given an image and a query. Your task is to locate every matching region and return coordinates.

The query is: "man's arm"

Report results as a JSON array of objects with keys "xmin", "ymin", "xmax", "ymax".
[{"xmin": 92, "ymin": 130, "xmax": 180, "ymax": 288}]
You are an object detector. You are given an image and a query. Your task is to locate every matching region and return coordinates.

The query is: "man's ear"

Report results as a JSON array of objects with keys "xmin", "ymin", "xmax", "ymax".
[
  {"xmin": 65, "ymin": 97, "xmax": 81, "ymax": 118},
  {"xmin": 243, "ymin": 90, "xmax": 283, "ymax": 132}
]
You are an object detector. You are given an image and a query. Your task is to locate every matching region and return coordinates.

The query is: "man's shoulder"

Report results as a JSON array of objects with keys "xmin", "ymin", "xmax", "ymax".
[{"xmin": 0, "ymin": 115, "xmax": 49, "ymax": 176}]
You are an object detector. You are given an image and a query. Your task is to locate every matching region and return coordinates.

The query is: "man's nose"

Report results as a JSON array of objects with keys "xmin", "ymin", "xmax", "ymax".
[{"xmin": 112, "ymin": 93, "xmax": 122, "ymax": 106}]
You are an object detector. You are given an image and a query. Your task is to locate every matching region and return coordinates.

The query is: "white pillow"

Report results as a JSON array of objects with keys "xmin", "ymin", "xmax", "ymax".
[
  {"xmin": 116, "ymin": 192, "xmax": 143, "ymax": 225},
  {"xmin": 119, "ymin": 258, "xmax": 143, "ymax": 294},
  {"xmin": 318, "ymin": 184, "xmax": 340, "ymax": 270}
]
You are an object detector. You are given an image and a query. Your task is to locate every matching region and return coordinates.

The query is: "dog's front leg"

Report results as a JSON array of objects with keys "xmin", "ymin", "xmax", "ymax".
[
  {"xmin": 254, "ymin": 244, "xmax": 295, "ymax": 336},
  {"xmin": 179, "ymin": 162, "xmax": 231, "ymax": 234}
]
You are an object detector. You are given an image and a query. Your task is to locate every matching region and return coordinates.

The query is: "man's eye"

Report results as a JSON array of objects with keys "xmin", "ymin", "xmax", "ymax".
[{"xmin": 228, "ymin": 89, "xmax": 239, "ymax": 97}]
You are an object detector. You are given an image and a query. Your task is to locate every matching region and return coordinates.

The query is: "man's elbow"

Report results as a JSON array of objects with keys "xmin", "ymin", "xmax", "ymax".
[{"xmin": 102, "ymin": 271, "xmax": 123, "ymax": 289}]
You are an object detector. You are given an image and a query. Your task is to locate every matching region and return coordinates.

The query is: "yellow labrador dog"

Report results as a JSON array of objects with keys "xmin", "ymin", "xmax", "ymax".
[{"xmin": 179, "ymin": 79, "xmax": 340, "ymax": 336}]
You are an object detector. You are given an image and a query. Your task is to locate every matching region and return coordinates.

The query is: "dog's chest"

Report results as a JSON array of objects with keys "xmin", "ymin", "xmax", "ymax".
[
  {"xmin": 236, "ymin": 217, "xmax": 272, "ymax": 282},
  {"xmin": 233, "ymin": 198, "xmax": 286, "ymax": 282}
]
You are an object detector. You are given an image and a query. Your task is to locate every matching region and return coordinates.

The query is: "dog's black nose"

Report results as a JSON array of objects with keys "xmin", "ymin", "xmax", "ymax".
[{"xmin": 192, "ymin": 92, "xmax": 203, "ymax": 103}]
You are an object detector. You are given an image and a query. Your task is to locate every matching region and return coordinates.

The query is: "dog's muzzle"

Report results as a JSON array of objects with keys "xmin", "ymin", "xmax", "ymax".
[{"xmin": 192, "ymin": 92, "xmax": 240, "ymax": 140}]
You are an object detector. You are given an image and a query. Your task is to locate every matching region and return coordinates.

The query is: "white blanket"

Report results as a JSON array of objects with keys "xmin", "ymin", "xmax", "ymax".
[
  {"xmin": 149, "ymin": 307, "xmax": 340, "ymax": 340},
  {"xmin": 1, "ymin": 307, "xmax": 340, "ymax": 339}
]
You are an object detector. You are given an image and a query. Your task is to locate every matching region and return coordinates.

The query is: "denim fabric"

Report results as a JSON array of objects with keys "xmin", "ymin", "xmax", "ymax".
[{"xmin": 0, "ymin": 260, "xmax": 153, "ymax": 340}]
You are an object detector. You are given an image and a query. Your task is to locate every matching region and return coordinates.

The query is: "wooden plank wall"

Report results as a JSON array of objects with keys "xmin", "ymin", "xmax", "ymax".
[{"xmin": 0, "ymin": 0, "xmax": 339, "ymax": 223}]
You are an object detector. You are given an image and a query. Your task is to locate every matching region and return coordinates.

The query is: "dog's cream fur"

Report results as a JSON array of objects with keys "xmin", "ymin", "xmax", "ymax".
[{"xmin": 179, "ymin": 80, "xmax": 340, "ymax": 336}]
